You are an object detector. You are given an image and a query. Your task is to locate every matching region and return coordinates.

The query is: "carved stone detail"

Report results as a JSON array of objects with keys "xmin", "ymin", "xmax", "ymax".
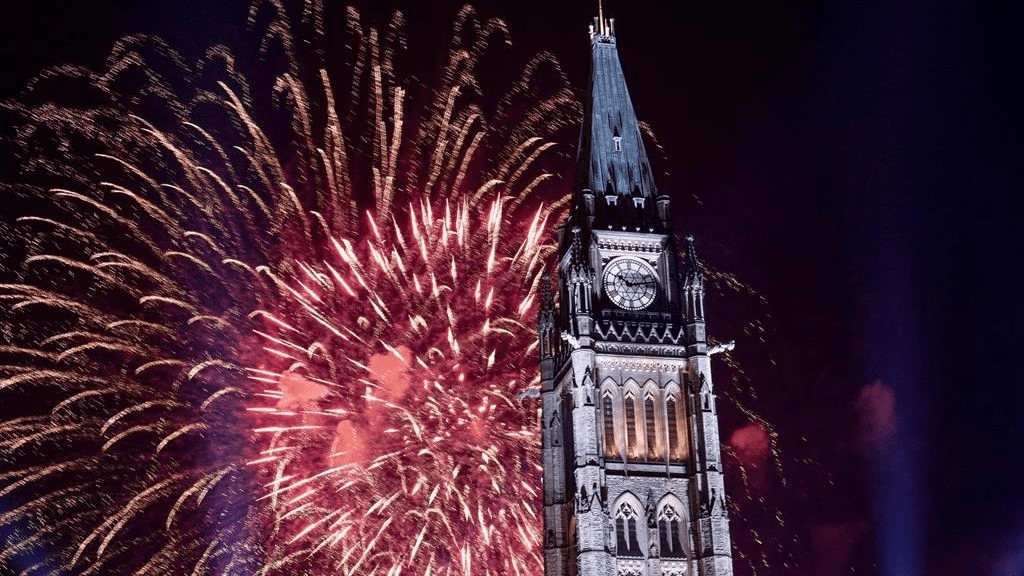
[
  {"xmin": 596, "ymin": 320, "xmax": 687, "ymax": 345},
  {"xmin": 615, "ymin": 558, "xmax": 645, "ymax": 576},
  {"xmin": 595, "ymin": 342, "xmax": 689, "ymax": 358},
  {"xmin": 593, "ymin": 230, "xmax": 667, "ymax": 253},
  {"xmin": 595, "ymin": 357, "xmax": 688, "ymax": 373}
]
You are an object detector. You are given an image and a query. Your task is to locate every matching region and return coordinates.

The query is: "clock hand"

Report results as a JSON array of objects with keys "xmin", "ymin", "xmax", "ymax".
[{"xmin": 620, "ymin": 276, "xmax": 651, "ymax": 288}]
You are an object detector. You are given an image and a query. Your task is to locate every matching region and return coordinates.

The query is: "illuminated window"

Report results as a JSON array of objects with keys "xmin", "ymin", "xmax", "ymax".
[
  {"xmin": 625, "ymin": 396, "xmax": 637, "ymax": 455},
  {"xmin": 613, "ymin": 136, "xmax": 622, "ymax": 152},
  {"xmin": 645, "ymin": 396, "xmax": 657, "ymax": 459},
  {"xmin": 666, "ymin": 396, "xmax": 679, "ymax": 458},
  {"xmin": 603, "ymin": 395, "xmax": 617, "ymax": 456}
]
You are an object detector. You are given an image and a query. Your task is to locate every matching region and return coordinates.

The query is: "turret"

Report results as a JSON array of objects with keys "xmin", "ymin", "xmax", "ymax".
[
  {"xmin": 538, "ymin": 270, "xmax": 558, "ymax": 382},
  {"xmin": 566, "ymin": 227, "xmax": 595, "ymax": 346},
  {"xmin": 656, "ymin": 194, "xmax": 672, "ymax": 228},
  {"xmin": 683, "ymin": 235, "xmax": 707, "ymax": 353}
]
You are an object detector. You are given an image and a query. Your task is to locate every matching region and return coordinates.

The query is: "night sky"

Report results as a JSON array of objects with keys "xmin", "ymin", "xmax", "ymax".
[{"xmin": 2, "ymin": 1, "xmax": 1022, "ymax": 575}]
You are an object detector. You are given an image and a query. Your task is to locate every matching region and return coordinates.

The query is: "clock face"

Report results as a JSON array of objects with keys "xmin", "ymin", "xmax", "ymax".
[{"xmin": 603, "ymin": 257, "xmax": 658, "ymax": 310}]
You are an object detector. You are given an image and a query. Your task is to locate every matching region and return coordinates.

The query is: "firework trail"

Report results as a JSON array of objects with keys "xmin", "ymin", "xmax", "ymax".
[
  {"xmin": 1, "ymin": 2, "xmax": 578, "ymax": 574},
  {"xmin": 705, "ymin": 267, "xmax": 798, "ymax": 575}
]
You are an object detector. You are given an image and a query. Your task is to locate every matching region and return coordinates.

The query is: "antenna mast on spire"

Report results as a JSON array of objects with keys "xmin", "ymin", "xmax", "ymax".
[{"xmin": 598, "ymin": 0, "xmax": 604, "ymax": 35}]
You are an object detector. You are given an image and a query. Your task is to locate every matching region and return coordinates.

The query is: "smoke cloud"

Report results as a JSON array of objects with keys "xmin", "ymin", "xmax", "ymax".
[
  {"xmin": 729, "ymin": 422, "xmax": 771, "ymax": 466},
  {"xmin": 276, "ymin": 370, "xmax": 329, "ymax": 412},
  {"xmin": 855, "ymin": 379, "xmax": 897, "ymax": 457}
]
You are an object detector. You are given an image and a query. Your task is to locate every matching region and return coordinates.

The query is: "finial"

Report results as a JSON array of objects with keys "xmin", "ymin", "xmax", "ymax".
[
  {"xmin": 590, "ymin": 0, "xmax": 614, "ymax": 38},
  {"xmin": 684, "ymin": 234, "xmax": 703, "ymax": 283},
  {"xmin": 685, "ymin": 235, "xmax": 697, "ymax": 257}
]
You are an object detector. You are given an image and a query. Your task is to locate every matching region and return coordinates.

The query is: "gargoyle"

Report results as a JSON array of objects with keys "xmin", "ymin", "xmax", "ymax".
[
  {"xmin": 561, "ymin": 330, "xmax": 581, "ymax": 350},
  {"xmin": 707, "ymin": 340, "xmax": 735, "ymax": 356}
]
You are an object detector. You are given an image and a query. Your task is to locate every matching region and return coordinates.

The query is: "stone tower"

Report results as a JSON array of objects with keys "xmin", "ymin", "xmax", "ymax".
[{"xmin": 538, "ymin": 13, "xmax": 734, "ymax": 576}]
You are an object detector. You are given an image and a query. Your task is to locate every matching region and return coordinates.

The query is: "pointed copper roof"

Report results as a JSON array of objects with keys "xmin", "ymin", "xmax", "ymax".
[{"xmin": 575, "ymin": 16, "xmax": 658, "ymax": 201}]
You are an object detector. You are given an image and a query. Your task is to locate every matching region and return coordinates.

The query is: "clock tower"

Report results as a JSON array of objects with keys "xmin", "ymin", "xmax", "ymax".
[{"xmin": 538, "ymin": 13, "xmax": 734, "ymax": 576}]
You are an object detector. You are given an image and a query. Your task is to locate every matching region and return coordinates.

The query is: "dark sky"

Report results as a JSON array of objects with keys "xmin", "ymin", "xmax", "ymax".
[{"xmin": 2, "ymin": 1, "xmax": 1022, "ymax": 575}]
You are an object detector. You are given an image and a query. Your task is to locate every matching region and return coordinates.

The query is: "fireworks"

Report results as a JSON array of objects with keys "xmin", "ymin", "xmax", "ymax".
[
  {"xmin": 248, "ymin": 192, "xmax": 554, "ymax": 575},
  {"xmin": 1, "ymin": 2, "xmax": 578, "ymax": 575}
]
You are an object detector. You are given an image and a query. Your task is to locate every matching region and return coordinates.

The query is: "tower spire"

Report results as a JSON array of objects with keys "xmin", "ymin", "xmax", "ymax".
[{"xmin": 577, "ymin": 8, "xmax": 658, "ymax": 229}]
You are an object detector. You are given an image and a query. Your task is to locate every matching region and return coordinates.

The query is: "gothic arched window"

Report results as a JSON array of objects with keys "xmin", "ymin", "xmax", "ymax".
[
  {"xmin": 602, "ymin": 395, "xmax": 617, "ymax": 457},
  {"xmin": 666, "ymin": 396, "xmax": 679, "ymax": 460},
  {"xmin": 615, "ymin": 503, "xmax": 641, "ymax": 556},
  {"xmin": 658, "ymin": 505, "xmax": 686, "ymax": 558},
  {"xmin": 645, "ymin": 395, "xmax": 657, "ymax": 460},
  {"xmin": 624, "ymin": 396, "xmax": 638, "ymax": 456}
]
